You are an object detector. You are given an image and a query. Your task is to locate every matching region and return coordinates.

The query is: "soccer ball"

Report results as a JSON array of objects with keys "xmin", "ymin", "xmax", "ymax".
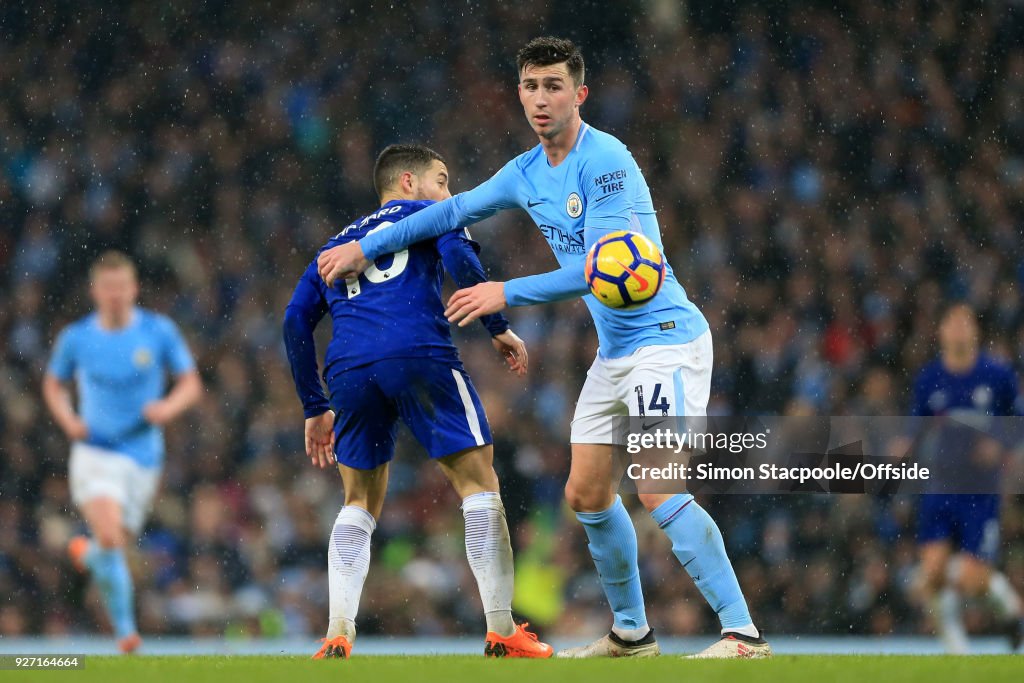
[{"xmin": 585, "ymin": 230, "xmax": 666, "ymax": 309}]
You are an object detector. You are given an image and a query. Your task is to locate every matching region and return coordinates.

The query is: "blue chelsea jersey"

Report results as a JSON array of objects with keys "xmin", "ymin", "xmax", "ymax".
[
  {"xmin": 283, "ymin": 199, "xmax": 509, "ymax": 418},
  {"xmin": 359, "ymin": 123, "xmax": 709, "ymax": 359},
  {"xmin": 912, "ymin": 354, "xmax": 1018, "ymax": 418},
  {"xmin": 910, "ymin": 353, "xmax": 1019, "ymax": 492}
]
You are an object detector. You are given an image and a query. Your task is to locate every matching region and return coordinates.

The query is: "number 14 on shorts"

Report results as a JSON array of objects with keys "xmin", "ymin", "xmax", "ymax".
[{"xmin": 635, "ymin": 383, "xmax": 670, "ymax": 417}]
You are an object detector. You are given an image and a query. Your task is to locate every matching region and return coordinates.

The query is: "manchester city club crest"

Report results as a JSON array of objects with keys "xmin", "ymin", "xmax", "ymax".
[
  {"xmin": 133, "ymin": 347, "xmax": 153, "ymax": 368},
  {"xmin": 566, "ymin": 192, "xmax": 583, "ymax": 218}
]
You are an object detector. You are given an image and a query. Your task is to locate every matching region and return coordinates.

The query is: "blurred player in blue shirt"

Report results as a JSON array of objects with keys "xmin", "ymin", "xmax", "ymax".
[
  {"xmin": 908, "ymin": 303, "xmax": 1022, "ymax": 652},
  {"xmin": 315, "ymin": 38, "xmax": 767, "ymax": 659},
  {"xmin": 43, "ymin": 251, "xmax": 202, "ymax": 653},
  {"xmin": 283, "ymin": 144, "xmax": 551, "ymax": 659}
]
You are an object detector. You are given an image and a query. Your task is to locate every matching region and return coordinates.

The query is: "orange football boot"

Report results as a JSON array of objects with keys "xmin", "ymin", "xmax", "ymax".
[
  {"xmin": 312, "ymin": 635, "xmax": 353, "ymax": 659},
  {"xmin": 68, "ymin": 536, "xmax": 90, "ymax": 573},
  {"xmin": 118, "ymin": 633, "xmax": 142, "ymax": 654},
  {"xmin": 484, "ymin": 623, "xmax": 554, "ymax": 658}
]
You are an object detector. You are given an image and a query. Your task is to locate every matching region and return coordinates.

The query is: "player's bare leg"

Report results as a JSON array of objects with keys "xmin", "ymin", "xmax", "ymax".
[
  {"xmin": 314, "ymin": 463, "xmax": 387, "ymax": 660},
  {"xmin": 955, "ymin": 553, "xmax": 1023, "ymax": 651},
  {"xmin": 68, "ymin": 497, "xmax": 141, "ymax": 654},
  {"xmin": 916, "ymin": 541, "xmax": 967, "ymax": 653},
  {"xmin": 437, "ymin": 445, "xmax": 553, "ymax": 658},
  {"xmin": 914, "ymin": 540, "xmax": 967, "ymax": 653},
  {"xmin": 436, "ymin": 444, "xmax": 501, "ymax": 497},
  {"xmin": 558, "ymin": 444, "xmax": 660, "ymax": 658}
]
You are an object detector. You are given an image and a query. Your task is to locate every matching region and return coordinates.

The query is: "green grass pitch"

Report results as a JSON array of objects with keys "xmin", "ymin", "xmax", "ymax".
[{"xmin": 19, "ymin": 655, "xmax": 1023, "ymax": 683}]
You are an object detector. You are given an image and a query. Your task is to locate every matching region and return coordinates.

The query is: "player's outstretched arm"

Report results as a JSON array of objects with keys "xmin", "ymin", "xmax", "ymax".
[
  {"xmin": 283, "ymin": 263, "xmax": 331, "ymax": 423},
  {"xmin": 445, "ymin": 270, "xmax": 592, "ymax": 327},
  {"xmin": 446, "ymin": 219, "xmax": 628, "ymax": 318},
  {"xmin": 493, "ymin": 218, "xmax": 627, "ymax": 309},
  {"xmin": 448, "ymin": 257, "xmax": 597, "ymax": 326},
  {"xmin": 450, "ymin": 143, "xmax": 645, "ymax": 314},
  {"xmin": 504, "ymin": 266, "xmax": 592, "ymax": 307},
  {"xmin": 478, "ymin": 142, "xmax": 647, "ymax": 310},
  {"xmin": 318, "ymin": 161, "xmax": 519, "ymax": 286}
]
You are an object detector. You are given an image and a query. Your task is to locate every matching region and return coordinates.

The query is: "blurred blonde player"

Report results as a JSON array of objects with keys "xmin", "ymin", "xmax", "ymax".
[{"xmin": 43, "ymin": 251, "xmax": 202, "ymax": 653}]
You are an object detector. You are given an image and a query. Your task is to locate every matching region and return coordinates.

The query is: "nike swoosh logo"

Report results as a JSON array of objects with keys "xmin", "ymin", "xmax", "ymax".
[
  {"xmin": 642, "ymin": 419, "xmax": 665, "ymax": 430},
  {"xmin": 527, "ymin": 200, "xmax": 543, "ymax": 207},
  {"xmin": 615, "ymin": 259, "xmax": 650, "ymax": 292}
]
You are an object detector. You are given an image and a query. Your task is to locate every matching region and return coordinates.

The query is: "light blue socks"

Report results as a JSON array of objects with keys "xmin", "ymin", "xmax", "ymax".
[
  {"xmin": 651, "ymin": 494, "xmax": 755, "ymax": 633},
  {"xmin": 85, "ymin": 544, "xmax": 137, "ymax": 638},
  {"xmin": 576, "ymin": 495, "xmax": 649, "ymax": 633}
]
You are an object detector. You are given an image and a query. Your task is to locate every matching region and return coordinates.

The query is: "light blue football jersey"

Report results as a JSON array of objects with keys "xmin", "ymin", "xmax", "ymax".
[
  {"xmin": 47, "ymin": 308, "xmax": 196, "ymax": 468},
  {"xmin": 359, "ymin": 122, "xmax": 708, "ymax": 358}
]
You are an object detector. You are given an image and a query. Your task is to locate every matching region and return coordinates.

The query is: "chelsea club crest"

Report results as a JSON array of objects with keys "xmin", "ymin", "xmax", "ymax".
[{"xmin": 566, "ymin": 192, "xmax": 583, "ymax": 218}]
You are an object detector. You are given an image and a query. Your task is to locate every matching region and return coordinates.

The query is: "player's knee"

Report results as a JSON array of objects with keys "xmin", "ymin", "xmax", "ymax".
[
  {"xmin": 956, "ymin": 560, "xmax": 990, "ymax": 597},
  {"xmin": 455, "ymin": 465, "xmax": 499, "ymax": 497},
  {"xmin": 917, "ymin": 561, "xmax": 945, "ymax": 593},
  {"xmin": 564, "ymin": 479, "xmax": 613, "ymax": 513},
  {"xmin": 438, "ymin": 447, "xmax": 498, "ymax": 498},
  {"xmin": 452, "ymin": 473, "xmax": 499, "ymax": 499},
  {"xmin": 637, "ymin": 492, "xmax": 667, "ymax": 512},
  {"xmin": 343, "ymin": 489, "xmax": 373, "ymax": 511},
  {"xmin": 95, "ymin": 526, "xmax": 126, "ymax": 549},
  {"xmin": 563, "ymin": 481, "xmax": 584, "ymax": 511}
]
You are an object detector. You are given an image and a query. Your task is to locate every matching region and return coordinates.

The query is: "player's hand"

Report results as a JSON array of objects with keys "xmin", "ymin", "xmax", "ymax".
[
  {"xmin": 142, "ymin": 400, "xmax": 176, "ymax": 426},
  {"xmin": 61, "ymin": 416, "xmax": 89, "ymax": 442},
  {"xmin": 305, "ymin": 410, "xmax": 336, "ymax": 469},
  {"xmin": 445, "ymin": 281, "xmax": 507, "ymax": 327},
  {"xmin": 492, "ymin": 329, "xmax": 528, "ymax": 377},
  {"xmin": 317, "ymin": 242, "xmax": 371, "ymax": 288}
]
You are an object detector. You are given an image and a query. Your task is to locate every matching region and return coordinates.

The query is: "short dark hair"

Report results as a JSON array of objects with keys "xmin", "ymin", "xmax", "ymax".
[
  {"xmin": 516, "ymin": 36, "xmax": 585, "ymax": 87},
  {"xmin": 372, "ymin": 144, "xmax": 445, "ymax": 199}
]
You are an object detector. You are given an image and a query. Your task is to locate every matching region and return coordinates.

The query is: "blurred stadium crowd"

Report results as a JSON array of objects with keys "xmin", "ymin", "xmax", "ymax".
[{"xmin": 2, "ymin": 0, "xmax": 1024, "ymax": 642}]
